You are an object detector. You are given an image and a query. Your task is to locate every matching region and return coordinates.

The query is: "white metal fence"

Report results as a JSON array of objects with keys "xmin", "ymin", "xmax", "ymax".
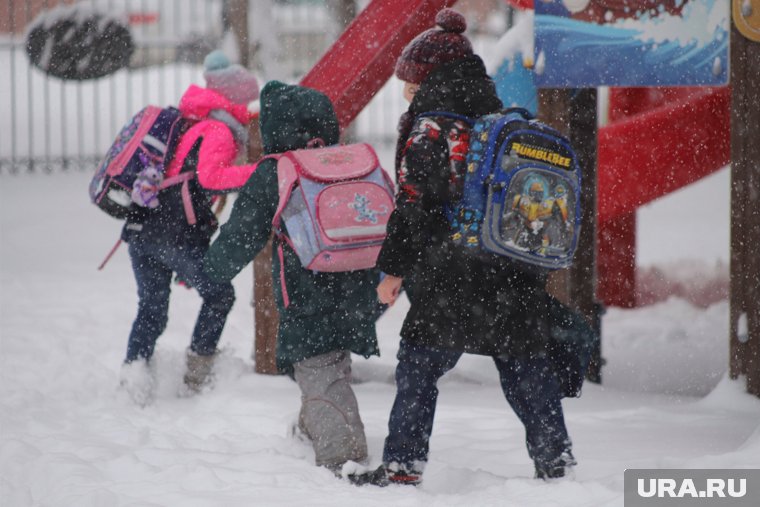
[{"xmin": 0, "ymin": 0, "xmax": 505, "ymax": 174}]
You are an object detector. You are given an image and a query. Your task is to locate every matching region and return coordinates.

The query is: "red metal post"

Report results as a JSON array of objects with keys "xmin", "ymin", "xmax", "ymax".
[
  {"xmin": 596, "ymin": 87, "xmax": 684, "ymax": 307},
  {"xmin": 596, "ymin": 214, "xmax": 636, "ymax": 307},
  {"xmin": 596, "ymin": 88, "xmax": 648, "ymax": 307}
]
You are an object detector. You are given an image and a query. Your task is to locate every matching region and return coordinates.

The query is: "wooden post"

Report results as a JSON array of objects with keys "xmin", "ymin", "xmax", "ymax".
[
  {"xmin": 568, "ymin": 88, "xmax": 602, "ymax": 383},
  {"xmin": 729, "ymin": 13, "xmax": 760, "ymax": 397},
  {"xmin": 224, "ymin": 0, "xmax": 250, "ymax": 67},
  {"xmin": 539, "ymin": 90, "xmax": 572, "ymax": 305},
  {"xmin": 326, "ymin": 0, "xmax": 359, "ymax": 142},
  {"xmin": 327, "ymin": 0, "xmax": 358, "ymax": 27},
  {"xmin": 246, "ymin": 115, "xmax": 280, "ymax": 374},
  {"xmin": 253, "ymin": 240, "xmax": 280, "ymax": 374},
  {"xmin": 539, "ymin": 88, "xmax": 602, "ymax": 383}
]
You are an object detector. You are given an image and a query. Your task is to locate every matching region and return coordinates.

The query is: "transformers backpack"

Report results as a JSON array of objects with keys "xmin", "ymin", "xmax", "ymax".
[{"xmin": 425, "ymin": 108, "xmax": 582, "ymax": 271}]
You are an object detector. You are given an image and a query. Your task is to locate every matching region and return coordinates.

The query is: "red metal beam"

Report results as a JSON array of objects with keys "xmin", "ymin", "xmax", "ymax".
[
  {"xmin": 300, "ymin": 0, "xmax": 457, "ymax": 129},
  {"xmin": 597, "ymin": 86, "xmax": 729, "ymax": 307},
  {"xmin": 598, "ymin": 86, "xmax": 730, "ymax": 223},
  {"xmin": 298, "ymin": 1, "xmax": 731, "ymax": 311},
  {"xmin": 607, "ymin": 86, "xmax": 703, "ymax": 121}
]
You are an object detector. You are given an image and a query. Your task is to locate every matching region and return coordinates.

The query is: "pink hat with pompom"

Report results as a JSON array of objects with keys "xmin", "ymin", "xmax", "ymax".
[
  {"xmin": 203, "ymin": 50, "xmax": 260, "ymax": 105},
  {"xmin": 394, "ymin": 9, "xmax": 473, "ymax": 85}
]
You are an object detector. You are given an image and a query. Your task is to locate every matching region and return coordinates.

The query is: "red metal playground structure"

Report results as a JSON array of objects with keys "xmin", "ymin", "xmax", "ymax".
[{"xmin": 298, "ymin": 0, "xmax": 730, "ymax": 309}]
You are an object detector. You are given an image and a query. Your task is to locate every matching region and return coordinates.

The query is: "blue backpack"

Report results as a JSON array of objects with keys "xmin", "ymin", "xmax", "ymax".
[{"xmin": 428, "ymin": 108, "xmax": 582, "ymax": 271}]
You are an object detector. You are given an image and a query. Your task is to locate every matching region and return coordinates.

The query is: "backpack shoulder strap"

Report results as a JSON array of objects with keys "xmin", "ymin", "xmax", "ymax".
[
  {"xmin": 152, "ymin": 171, "xmax": 196, "ymax": 224},
  {"xmin": 416, "ymin": 111, "xmax": 475, "ymax": 126},
  {"xmin": 156, "ymin": 135, "xmax": 201, "ymax": 225},
  {"xmin": 501, "ymin": 107, "xmax": 534, "ymax": 121},
  {"xmin": 263, "ymin": 152, "xmax": 297, "ymax": 309},
  {"xmin": 265, "ymin": 154, "xmax": 294, "ymax": 233}
]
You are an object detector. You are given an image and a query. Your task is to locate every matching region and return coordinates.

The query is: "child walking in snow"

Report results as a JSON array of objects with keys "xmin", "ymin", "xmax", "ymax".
[
  {"xmin": 119, "ymin": 51, "xmax": 261, "ymax": 405},
  {"xmin": 203, "ymin": 81, "xmax": 384, "ymax": 484},
  {"xmin": 376, "ymin": 9, "xmax": 581, "ymax": 483}
]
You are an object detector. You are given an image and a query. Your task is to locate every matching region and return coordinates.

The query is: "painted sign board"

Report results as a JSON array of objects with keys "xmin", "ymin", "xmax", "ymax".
[{"xmin": 534, "ymin": 0, "xmax": 730, "ymax": 87}]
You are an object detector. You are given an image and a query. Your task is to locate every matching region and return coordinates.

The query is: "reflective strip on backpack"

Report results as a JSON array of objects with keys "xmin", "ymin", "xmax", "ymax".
[
  {"xmin": 143, "ymin": 134, "xmax": 168, "ymax": 154},
  {"xmin": 324, "ymin": 224, "xmax": 387, "ymax": 239}
]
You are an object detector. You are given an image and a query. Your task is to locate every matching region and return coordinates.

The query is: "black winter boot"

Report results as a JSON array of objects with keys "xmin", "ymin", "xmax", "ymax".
[{"xmin": 534, "ymin": 450, "xmax": 577, "ymax": 480}]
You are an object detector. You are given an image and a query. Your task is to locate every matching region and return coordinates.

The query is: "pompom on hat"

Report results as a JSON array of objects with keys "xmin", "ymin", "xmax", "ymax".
[
  {"xmin": 203, "ymin": 50, "xmax": 260, "ymax": 105},
  {"xmin": 394, "ymin": 8, "xmax": 473, "ymax": 85}
]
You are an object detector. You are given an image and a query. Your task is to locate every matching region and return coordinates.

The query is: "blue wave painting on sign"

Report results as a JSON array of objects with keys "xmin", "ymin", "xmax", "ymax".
[{"xmin": 534, "ymin": 0, "xmax": 729, "ymax": 87}]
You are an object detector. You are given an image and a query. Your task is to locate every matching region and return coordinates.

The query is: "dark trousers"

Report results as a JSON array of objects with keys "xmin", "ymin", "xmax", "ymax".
[
  {"xmin": 383, "ymin": 339, "xmax": 570, "ymax": 471},
  {"xmin": 125, "ymin": 239, "xmax": 235, "ymax": 362}
]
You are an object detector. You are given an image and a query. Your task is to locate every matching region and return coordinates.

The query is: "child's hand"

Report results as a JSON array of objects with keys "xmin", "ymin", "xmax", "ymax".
[{"xmin": 377, "ymin": 275, "xmax": 403, "ymax": 306}]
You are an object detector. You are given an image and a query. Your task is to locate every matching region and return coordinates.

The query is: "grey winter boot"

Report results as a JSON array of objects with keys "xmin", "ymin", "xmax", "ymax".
[{"xmin": 182, "ymin": 349, "xmax": 216, "ymax": 394}]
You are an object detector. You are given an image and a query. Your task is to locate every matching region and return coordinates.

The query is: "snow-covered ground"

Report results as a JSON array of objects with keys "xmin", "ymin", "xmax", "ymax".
[{"xmin": 1, "ymin": 157, "xmax": 758, "ymax": 506}]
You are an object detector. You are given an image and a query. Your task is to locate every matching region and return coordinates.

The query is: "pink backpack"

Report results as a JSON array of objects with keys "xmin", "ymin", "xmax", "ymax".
[{"xmin": 272, "ymin": 142, "xmax": 395, "ymax": 279}]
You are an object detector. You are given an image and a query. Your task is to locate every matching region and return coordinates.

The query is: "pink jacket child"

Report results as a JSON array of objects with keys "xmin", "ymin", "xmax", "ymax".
[
  {"xmin": 170, "ymin": 83, "xmax": 258, "ymax": 192},
  {"xmin": 118, "ymin": 51, "xmax": 262, "ymax": 405}
]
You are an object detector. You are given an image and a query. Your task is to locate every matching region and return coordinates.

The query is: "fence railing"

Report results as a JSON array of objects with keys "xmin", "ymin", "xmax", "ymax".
[{"xmin": 0, "ymin": 0, "xmax": 504, "ymax": 174}]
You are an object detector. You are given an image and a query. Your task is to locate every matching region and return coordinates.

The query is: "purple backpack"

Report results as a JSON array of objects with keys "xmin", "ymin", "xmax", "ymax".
[
  {"xmin": 89, "ymin": 105, "xmax": 190, "ymax": 220},
  {"xmin": 272, "ymin": 142, "xmax": 395, "ymax": 280}
]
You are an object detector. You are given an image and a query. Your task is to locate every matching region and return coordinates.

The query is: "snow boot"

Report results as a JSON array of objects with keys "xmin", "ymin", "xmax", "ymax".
[
  {"xmin": 119, "ymin": 358, "xmax": 154, "ymax": 407},
  {"xmin": 384, "ymin": 462, "xmax": 423, "ymax": 486},
  {"xmin": 326, "ymin": 462, "xmax": 390, "ymax": 487},
  {"xmin": 182, "ymin": 348, "xmax": 216, "ymax": 394},
  {"xmin": 345, "ymin": 465, "xmax": 390, "ymax": 487},
  {"xmin": 534, "ymin": 450, "xmax": 577, "ymax": 480}
]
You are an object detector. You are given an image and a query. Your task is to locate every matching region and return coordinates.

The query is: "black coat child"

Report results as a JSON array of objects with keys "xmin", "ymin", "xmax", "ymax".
[
  {"xmin": 378, "ymin": 55, "xmax": 554, "ymax": 358},
  {"xmin": 376, "ymin": 8, "xmax": 587, "ymax": 485}
]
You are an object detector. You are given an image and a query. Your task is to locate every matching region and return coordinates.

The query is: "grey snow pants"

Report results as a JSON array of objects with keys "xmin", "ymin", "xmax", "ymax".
[{"xmin": 293, "ymin": 350, "xmax": 368, "ymax": 468}]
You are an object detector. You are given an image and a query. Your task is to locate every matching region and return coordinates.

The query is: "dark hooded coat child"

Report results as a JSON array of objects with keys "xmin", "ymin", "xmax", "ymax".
[
  {"xmin": 203, "ymin": 82, "xmax": 382, "ymax": 476},
  {"xmin": 203, "ymin": 81, "xmax": 381, "ymax": 375}
]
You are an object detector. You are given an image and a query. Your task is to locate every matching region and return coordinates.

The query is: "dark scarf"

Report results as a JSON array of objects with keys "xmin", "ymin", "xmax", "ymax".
[{"xmin": 394, "ymin": 55, "xmax": 502, "ymax": 172}]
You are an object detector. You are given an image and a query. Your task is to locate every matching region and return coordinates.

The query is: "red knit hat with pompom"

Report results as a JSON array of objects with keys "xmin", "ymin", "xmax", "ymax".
[{"xmin": 394, "ymin": 8, "xmax": 473, "ymax": 85}]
